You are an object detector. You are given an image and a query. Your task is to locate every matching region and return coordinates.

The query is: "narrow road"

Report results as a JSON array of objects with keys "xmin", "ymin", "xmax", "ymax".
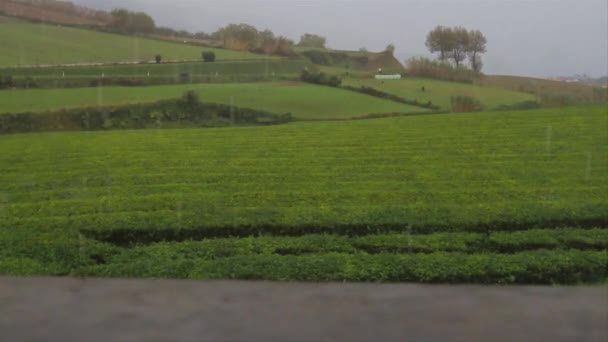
[{"xmin": 0, "ymin": 277, "xmax": 606, "ymax": 341}]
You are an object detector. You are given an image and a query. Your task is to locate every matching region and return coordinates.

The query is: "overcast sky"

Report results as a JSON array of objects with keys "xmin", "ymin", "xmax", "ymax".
[{"xmin": 73, "ymin": 0, "xmax": 608, "ymax": 78}]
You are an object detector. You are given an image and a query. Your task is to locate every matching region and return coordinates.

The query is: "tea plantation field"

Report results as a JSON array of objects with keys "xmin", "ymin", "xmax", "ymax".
[
  {"xmin": 0, "ymin": 82, "xmax": 427, "ymax": 119},
  {"xmin": 1, "ymin": 105, "xmax": 606, "ymax": 283}
]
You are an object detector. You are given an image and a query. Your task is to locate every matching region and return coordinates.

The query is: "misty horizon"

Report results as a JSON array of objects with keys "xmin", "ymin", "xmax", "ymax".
[{"xmin": 54, "ymin": 0, "xmax": 608, "ymax": 78}]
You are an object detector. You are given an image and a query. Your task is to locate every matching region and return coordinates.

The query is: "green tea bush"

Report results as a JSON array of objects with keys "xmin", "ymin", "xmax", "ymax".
[{"xmin": 134, "ymin": 250, "xmax": 608, "ymax": 284}]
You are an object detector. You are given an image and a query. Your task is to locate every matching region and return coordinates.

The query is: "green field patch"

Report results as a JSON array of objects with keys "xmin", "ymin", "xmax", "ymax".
[
  {"xmin": 0, "ymin": 82, "xmax": 426, "ymax": 119},
  {"xmin": 0, "ymin": 22, "xmax": 263, "ymax": 66},
  {"xmin": 0, "ymin": 58, "xmax": 309, "ymax": 87},
  {"xmin": 342, "ymin": 77, "xmax": 537, "ymax": 110}
]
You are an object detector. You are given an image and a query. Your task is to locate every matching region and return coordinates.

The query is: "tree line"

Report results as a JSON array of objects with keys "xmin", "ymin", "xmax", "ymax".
[
  {"xmin": 107, "ymin": 8, "xmax": 331, "ymax": 57},
  {"xmin": 425, "ymin": 26, "xmax": 487, "ymax": 72}
]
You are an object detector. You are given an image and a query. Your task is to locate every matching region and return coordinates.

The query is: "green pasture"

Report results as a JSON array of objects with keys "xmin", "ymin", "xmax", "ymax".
[
  {"xmin": 0, "ymin": 58, "xmax": 308, "ymax": 79},
  {"xmin": 0, "ymin": 22, "xmax": 263, "ymax": 66},
  {"xmin": 342, "ymin": 77, "xmax": 537, "ymax": 110},
  {"xmin": 0, "ymin": 82, "xmax": 427, "ymax": 119}
]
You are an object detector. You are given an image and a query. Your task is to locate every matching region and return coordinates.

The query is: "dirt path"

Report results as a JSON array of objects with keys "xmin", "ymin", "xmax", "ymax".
[{"xmin": 1, "ymin": 276, "xmax": 606, "ymax": 341}]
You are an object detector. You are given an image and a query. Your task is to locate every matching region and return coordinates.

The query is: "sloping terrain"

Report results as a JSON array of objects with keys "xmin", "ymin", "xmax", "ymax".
[
  {"xmin": 343, "ymin": 77, "xmax": 537, "ymax": 110},
  {"xmin": 0, "ymin": 22, "xmax": 263, "ymax": 66},
  {"xmin": 296, "ymin": 47, "xmax": 403, "ymax": 73},
  {"xmin": 478, "ymin": 75, "xmax": 607, "ymax": 104},
  {"xmin": 0, "ymin": 0, "xmax": 111, "ymax": 26}
]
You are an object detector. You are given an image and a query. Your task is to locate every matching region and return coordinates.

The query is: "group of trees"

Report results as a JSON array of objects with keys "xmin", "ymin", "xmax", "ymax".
[
  {"xmin": 425, "ymin": 26, "xmax": 487, "ymax": 72},
  {"xmin": 109, "ymin": 8, "xmax": 156, "ymax": 34},
  {"xmin": 297, "ymin": 34, "xmax": 326, "ymax": 48},
  {"xmin": 210, "ymin": 23, "xmax": 293, "ymax": 56}
]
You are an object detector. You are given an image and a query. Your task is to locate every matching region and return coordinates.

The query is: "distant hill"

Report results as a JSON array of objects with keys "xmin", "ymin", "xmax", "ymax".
[
  {"xmin": 294, "ymin": 47, "xmax": 404, "ymax": 73},
  {"xmin": 0, "ymin": 0, "xmax": 111, "ymax": 26},
  {"xmin": 0, "ymin": 22, "xmax": 264, "ymax": 66},
  {"xmin": 478, "ymin": 75, "xmax": 607, "ymax": 104}
]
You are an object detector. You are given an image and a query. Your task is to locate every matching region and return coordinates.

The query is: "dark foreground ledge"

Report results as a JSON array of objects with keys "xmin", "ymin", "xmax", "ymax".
[{"xmin": 0, "ymin": 277, "xmax": 606, "ymax": 342}]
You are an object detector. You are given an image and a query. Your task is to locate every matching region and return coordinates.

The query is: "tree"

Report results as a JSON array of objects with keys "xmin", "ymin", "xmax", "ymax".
[
  {"xmin": 466, "ymin": 29, "xmax": 487, "ymax": 73},
  {"xmin": 155, "ymin": 55, "xmax": 162, "ymax": 64},
  {"xmin": 110, "ymin": 8, "xmax": 155, "ymax": 34},
  {"xmin": 194, "ymin": 32, "xmax": 211, "ymax": 40},
  {"xmin": 259, "ymin": 29, "xmax": 277, "ymax": 54},
  {"xmin": 298, "ymin": 33, "xmax": 326, "ymax": 48},
  {"xmin": 274, "ymin": 36, "xmax": 293, "ymax": 56},
  {"xmin": 385, "ymin": 44, "xmax": 396, "ymax": 55},
  {"xmin": 425, "ymin": 26, "xmax": 454, "ymax": 62},
  {"xmin": 450, "ymin": 27, "xmax": 469, "ymax": 68},
  {"xmin": 202, "ymin": 51, "xmax": 216, "ymax": 62},
  {"xmin": 212, "ymin": 23, "xmax": 259, "ymax": 50},
  {"xmin": 359, "ymin": 47, "xmax": 368, "ymax": 52}
]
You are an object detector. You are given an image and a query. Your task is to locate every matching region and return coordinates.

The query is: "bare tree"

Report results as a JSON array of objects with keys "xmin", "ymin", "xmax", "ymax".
[
  {"xmin": 451, "ymin": 27, "xmax": 469, "ymax": 67},
  {"xmin": 467, "ymin": 29, "xmax": 487, "ymax": 73}
]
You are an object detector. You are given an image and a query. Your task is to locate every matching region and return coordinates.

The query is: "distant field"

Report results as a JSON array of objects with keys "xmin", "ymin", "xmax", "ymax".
[
  {"xmin": 295, "ymin": 47, "xmax": 404, "ymax": 73},
  {"xmin": 0, "ymin": 82, "xmax": 426, "ymax": 119},
  {"xmin": 0, "ymin": 106, "xmax": 606, "ymax": 281},
  {"xmin": 1, "ymin": 59, "xmax": 308, "ymax": 79},
  {"xmin": 0, "ymin": 22, "xmax": 263, "ymax": 66},
  {"xmin": 343, "ymin": 77, "xmax": 537, "ymax": 110},
  {"xmin": 478, "ymin": 75, "xmax": 607, "ymax": 104}
]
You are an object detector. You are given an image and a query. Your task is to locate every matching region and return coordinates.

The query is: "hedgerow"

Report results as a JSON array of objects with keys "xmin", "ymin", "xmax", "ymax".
[
  {"xmin": 77, "ymin": 250, "xmax": 608, "ymax": 284},
  {"xmin": 0, "ymin": 96, "xmax": 292, "ymax": 133}
]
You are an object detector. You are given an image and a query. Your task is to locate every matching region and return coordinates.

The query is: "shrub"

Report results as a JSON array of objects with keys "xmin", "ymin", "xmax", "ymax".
[
  {"xmin": 0, "ymin": 75, "xmax": 14, "ymax": 89},
  {"xmin": 202, "ymin": 51, "xmax": 216, "ymax": 62},
  {"xmin": 300, "ymin": 70, "xmax": 342, "ymax": 87},
  {"xmin": 451, "ymin": 96, "xmax": 483, "ymax": 112},
  {"xmin": 0, "ymin": 98, "xmax": 293, "ymax": 134},
  {"xmin": 405, "ymin": 57, "xmax": 478, "ymax": 83},
  {"xmin": 155, "ymin": 55, "xmax": 162, "ymax": 64},
  {"xmin": 497, "ymin": 101, "xmax": 542, "ymax": 111},
  {"xmin": 181, "ymin": 90, "xmax": 200, "ymax": 107},
  {"xmin": 300, "ymin": 50, "xmax": 331, "ymax": 65},
  {"xmin": 341, "ymin": 85, "xmax": 441, "ymax": 110}
]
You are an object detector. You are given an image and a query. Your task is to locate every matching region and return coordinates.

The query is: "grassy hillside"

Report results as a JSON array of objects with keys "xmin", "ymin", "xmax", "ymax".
[
  {"xmin": 478, "ymin": 75, "xmax": 608, "ymax": 104},
  {"xmin": 0, "ymin": 82, "xmax": 426, "ymax": 119},
  {"xmin": 1, "ymin": 106, "xmax": 606, "ymax": 281},
  {"xmin": 295, "ymin": 47, "xmax": 403, "ymax": 73},
  {"xmin": 0, "ymin": 22, "xmax": 263, "ymax": 66},
  {"xmin": 343, "ymin": 77, "xmax": 537, "ymax": 110}
]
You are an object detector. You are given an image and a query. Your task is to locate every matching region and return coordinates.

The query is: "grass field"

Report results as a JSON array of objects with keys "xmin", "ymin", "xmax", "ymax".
[
  {"xmin": 0, "ymin": 106, "xmax": 606, "ymax": 282},
  {"xmin": 342, "ymin": 77, "xmax": 537, "ymax": 110},
  {"xmin": 0, "ymin": 22, "xmax": 263, "ymax": 66},
  {"xmin": 0, "ymin": 59, "xmax": 308, "ymax": 80},
  {"xmin": 478, "ymin": 75, "xmax": 607, "ymax": 103},
  {"xmin": 0, "ymin": 82, "xmax": 427, "ymax": 119}
]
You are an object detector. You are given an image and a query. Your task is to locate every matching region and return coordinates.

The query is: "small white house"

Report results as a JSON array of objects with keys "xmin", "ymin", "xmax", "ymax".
[{"xmin": 375, "ymin": 74, "xmax": 402, "ymax": 80}]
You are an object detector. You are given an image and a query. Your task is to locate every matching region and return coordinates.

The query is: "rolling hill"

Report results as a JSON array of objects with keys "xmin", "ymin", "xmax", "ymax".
[
  {"xmin": 477, "ymin": 75, "xmax": 607, "ymax": 104},
  {"xmin": 0, "ymin": 21, "xmax": 264, "ymax": 66},
  {"xmin": 342, "ymin": 77, "xmax": 537, "ymax": 110}
]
